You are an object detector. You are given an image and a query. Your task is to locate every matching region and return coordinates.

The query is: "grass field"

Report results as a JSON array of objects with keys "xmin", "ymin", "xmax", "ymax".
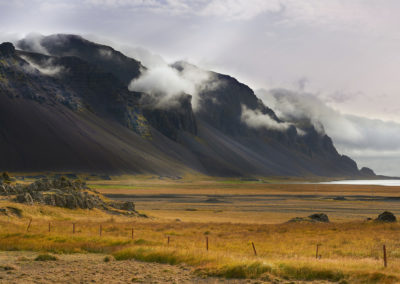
[{"xmin": 1, "ymin": 175, "xmax": 400, "ymax": 283}]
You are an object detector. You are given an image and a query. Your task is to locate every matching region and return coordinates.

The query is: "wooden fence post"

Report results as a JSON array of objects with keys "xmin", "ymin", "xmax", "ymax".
[
  {"xmin": 73, "ymin": 223, "xmax": 75, "ymax": 234},
  {"xmin": 131, "ymin": 228, "xmax": 134, "ymax": 240},
  {"xmin": 48, "ymin": 222, "xmax": 51, "ymax": 233},
  {"xmin": 316, "ymin": 244, "xmax": 320, "ymax": 259},
  {"xmin": 251, "ymin": 242, "xmax": 257, "ymax": 256},
  {"xmin": 383, "ymin": 244, "xmax": 387, "ymax": 268},
  {"xmin": 26, "ymin": 218, "xmax": 32, "ymax": 232},
  {"xmin": 167, "ymin": 236, "xmax": 170, "ymax": 246},
  {"xmin": 99, "ymin": 224, "xmax": 102, "ymax": 237},
  {"xmin": 206, "ymin": 236, "xmax": 209, "ymax": 251}
]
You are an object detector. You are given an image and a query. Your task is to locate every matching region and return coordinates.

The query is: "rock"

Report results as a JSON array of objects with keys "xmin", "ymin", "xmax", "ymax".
[
  {"xmin": 5, "ymin": 177, "xmax": 137, "ymax": 214},
  {"xmin": 15, "ymin": 193, "xmax": 34, "ymax": 205},
  {"xmin": 122, "ymin": 201, "xmax": 135, "ymax": 211},
  {"xmin": 0, "ymin": 42, "xmax": 15, "ymax": 57},
  {"xmin": 109, "ymin": 201, "xmax": 135, "ymax": 211},
  {"xmin": 65, "ymin": 194, "xmax": 78, "ymax": 209},
  {"xmin": 360, "ymin": 167, "xmax": 376, "ymax": 176},
  {"xmin": 333, "ymin": 196, "xmax": 346, "ymax": 201},
  {"xmin": 54, "ymin": 194, "xmax": 67, "ymax": 207},
  {"xmin": 376, "ymin": 211, "xmax": 397, "ymax": 222},
  {"xmin": 308, "ymin": 213, "xmax": 330, "ymax": 222},
  {"xmin": 31, "ymin": 191, "xmax": 45, "ymax": 203},
  {"xmin": 288, "ymin": 213, "xmax": 330, "ymax": 223},
  {"xmin": 44, "ymin": 194, "xmax": 56, "ymax": 206}
]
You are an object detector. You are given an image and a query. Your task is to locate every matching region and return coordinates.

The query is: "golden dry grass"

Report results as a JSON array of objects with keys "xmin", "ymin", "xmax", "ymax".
[{"xmin": 1, "ymin": 176, "xmax": 400, "ymax": 283}]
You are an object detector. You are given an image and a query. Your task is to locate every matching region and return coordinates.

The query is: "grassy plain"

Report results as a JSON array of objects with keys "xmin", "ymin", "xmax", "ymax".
[{"xmin": 1, "ymin": 175, "xmax": 400, "ymax": 283}]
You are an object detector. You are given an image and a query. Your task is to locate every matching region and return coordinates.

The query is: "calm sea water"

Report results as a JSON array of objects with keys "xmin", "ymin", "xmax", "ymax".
[{"xmin": 320, "ymin": 180, "xmax": 400, "ymax": 186}]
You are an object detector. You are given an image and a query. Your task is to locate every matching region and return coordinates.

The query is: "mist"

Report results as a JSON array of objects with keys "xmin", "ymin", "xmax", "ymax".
[
  {"xmin": 21, "ymin": 55, "xmax": 65, "ymax": 77},
  {"xmin": 240, "ymin": 105, "xmax": 293, "ymax": 131},
  {"xmin": 128, "ymin": 60, "xmax": 219, "ymax": 110},
  {"xmin": 257, "ymin": 88, "xmax": 400, "ymax": 176}
]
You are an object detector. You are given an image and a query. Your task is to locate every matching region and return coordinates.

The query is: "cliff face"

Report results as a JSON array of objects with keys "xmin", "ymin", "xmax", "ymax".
[
  {"xmin": 141, "ymin": 94, "xmax": 197, "ymax": 141},
  {"xmin": 0, "ymin": 37, "xmax": 370, "ymax": 177},
  {"xmin": 18, "ymin": 34, "xmax": 143, "ymax": 85}
]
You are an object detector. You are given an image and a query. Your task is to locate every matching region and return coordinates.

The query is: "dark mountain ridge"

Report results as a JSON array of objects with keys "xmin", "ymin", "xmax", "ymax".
[{"xmin": 0, "ymin": 36, "xmax": 375, "ymax": 177}]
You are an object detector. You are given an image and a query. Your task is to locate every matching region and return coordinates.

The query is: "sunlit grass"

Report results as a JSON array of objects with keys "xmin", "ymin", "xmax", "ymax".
[
  {"xmin": 1, "ymin": 202, "xmax": 400, "ymax": 282},
  {"xmin": 2, "ymin": 175, "xmax": 400, "ymax": 283}
]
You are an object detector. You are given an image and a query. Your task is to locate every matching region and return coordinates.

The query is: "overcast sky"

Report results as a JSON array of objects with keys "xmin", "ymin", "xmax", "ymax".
[{"xmin": 1, "ymin": 0, "xmax": 400, "ymax": 176}]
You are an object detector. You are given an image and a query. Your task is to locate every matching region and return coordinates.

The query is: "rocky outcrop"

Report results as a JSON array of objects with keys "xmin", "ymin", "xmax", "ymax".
[
  {"xmin": 0, "ymin": 42, "xmax": 15, "ymax": 57},
  {"xmin": 360, "ymin": 167, "xmax": 376, "ymax": 176},
  {"xmin": 288, "ymin": 213, "xmax": 330, "ymax": 223},
  {"xmin": 376, "ymin": 211, "xmax": 396, "ymax": 222},
  {"xmin": 309, "ymin": 213, "xmax": 330, "ymax": 222},
  {"xmin": 1, "ymin": 177, "xmax": 137, "ymax": 214},
  {"xmin": 108, "ymin": 201, "xmax": 135, "ymax": 211}
]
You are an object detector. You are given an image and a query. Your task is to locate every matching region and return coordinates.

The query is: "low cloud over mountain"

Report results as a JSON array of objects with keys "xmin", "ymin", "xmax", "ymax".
[
  {"xmin": 258, "ymin": 89, "xmax": 400, "ymax": 175},
  {"xmin": 0, "ymin": 34, "xmax": 375, "ymax": 177}
]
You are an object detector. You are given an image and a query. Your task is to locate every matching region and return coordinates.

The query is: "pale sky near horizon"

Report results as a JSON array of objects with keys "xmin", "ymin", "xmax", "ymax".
[{"xmin": 1, "ymin": 0, "xmax": 400, "ymax": 176}]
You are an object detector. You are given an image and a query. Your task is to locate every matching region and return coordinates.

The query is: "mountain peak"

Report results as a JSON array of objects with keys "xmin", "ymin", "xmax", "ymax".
[
  {"xmin": 0, "ymin": 34, "xmax": 370, "ymax": 177},
  {"xmin": 17, "ymin": 34, "xmax": 143, "ymax": 85}
]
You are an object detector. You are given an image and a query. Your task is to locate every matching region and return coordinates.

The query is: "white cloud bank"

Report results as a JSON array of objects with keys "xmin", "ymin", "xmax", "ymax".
[
  {"xmin": 128, "ymin": 61, "xmax": 219, "ymax": 110},
  {"xmin": 258, "ymin": 88, "xmax": 400, "ymax": 175},
  {"xmin": 240, "ymin": 105, "xmax": 293, "ymax": 132},
  {"xmin": 20, "ymin": 55, "xmax": 65, "ymax": 77}
]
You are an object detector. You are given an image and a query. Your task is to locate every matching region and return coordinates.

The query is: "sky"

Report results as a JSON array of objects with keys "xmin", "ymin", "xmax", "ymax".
[{"xmin": 1, "ymin": 0, "xmax": 400, "ymax": 176}]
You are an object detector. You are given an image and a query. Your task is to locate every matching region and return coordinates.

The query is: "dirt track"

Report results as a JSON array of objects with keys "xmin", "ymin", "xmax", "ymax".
[{"xmin": 0, "ymin": 251, "xmax": 271, "ymax": 284}]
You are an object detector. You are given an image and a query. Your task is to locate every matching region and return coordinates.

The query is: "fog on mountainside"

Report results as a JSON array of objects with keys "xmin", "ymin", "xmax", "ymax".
[{"xmin": 0, "ymin": 34, "xmax": 378, "ymax": 177}]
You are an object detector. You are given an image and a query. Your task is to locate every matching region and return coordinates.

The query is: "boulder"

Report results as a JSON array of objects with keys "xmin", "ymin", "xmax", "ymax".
[
  {"xmin": 288, "ymin": 213, "xmax": 330, "ymax": 223},
  {"xmin": 108, "ymin": 201, "xmax": 135, "ymax": 211},
  {"xmin": 308, "ymin": 213, "xmax": 330, "ymax": 222},
  {"xmin": 376, "ymin": 211, "xmax": 397, "ymax": 222},
  {"xmin": 44, "ymin": 194, "xmax": 56, "ymax": 206},
  {"xmin": 65, "ymin": 194, "xmax": 78, "ymax": 209},
  {"xmin": 54, "ymin": 194, "xmax": 67, "ymax": 207},
  {"xmin": 15, "ymin": 193, "xmax": 34, "ymax": 205},
  {"xmin": 121, "ymin": 201, "xmax": 135, "ymax": 211},
  {"xmin": 333, "ymin": 196, "xmax": 346, "ymax": 201}
]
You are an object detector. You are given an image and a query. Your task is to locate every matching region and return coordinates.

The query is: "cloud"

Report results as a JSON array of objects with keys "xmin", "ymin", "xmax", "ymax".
[
  {"xmin": 200, "ymin": 0, "xmax": 282, "ymax": 20},
  {"xmin": 257, "ymin": 89, "xmax": 363, "ymax": 144},
  {"xmin": 258, "ymin": 88, "xmax": 400, "ymax": 175},
  {"xmin": 20, "ymin": 55, "xmax": 65, "ymax": 77},
  {"xmin": 0, "ymin": 32, "xmax": 22, "ymax": 44},
  {"xmin": 98, "ymin": 48, "xmax": 113, "ymax": 58},
  {"xmin": 128, "ymin": 60, "xmax": 219, "ymax": 110},
  {"xmin": 120, "ymin": 46, "xmax": 167, "ymax": 68},
  {"xmin": 17, "ymin": 33, "xmax": 49, "ymax": 55},
  {"xmin": 240, "ymin": 104, "xmax": 292, "ymax": 131},
  {"xmin": 82, "ymin": 0, "xmax": 283, "ymax": 20},
  {"xmin": 83, "ymin": 0, "xmax": 197, "ymax": 15}
]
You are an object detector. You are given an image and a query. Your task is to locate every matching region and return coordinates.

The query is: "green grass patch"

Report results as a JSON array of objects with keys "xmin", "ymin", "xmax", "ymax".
[
  {"xmin": 208, "ymin": 262, "xmax": 272, "ymax": 279},
  {"xmin": 276, "ymin": 263, "xmax": 344, "ymax": 281},
  {"xmin": 35, "ymin": 254, "xmax": 58, "ymax": 261},
  {"xmin": 113, "ymin": 247, "xmax": 203, "ymax": 265}
]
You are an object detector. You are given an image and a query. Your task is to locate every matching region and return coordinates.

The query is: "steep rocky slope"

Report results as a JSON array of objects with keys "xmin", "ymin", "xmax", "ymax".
[{"xmin": 0, "ymin": 36, "xmax": 375, "ymax": 177}]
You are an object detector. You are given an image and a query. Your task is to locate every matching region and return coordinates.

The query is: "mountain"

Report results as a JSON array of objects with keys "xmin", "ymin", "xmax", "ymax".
[{"xmin": 0, "ymin": 35, "xmax": 375, "ymax": 177}]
